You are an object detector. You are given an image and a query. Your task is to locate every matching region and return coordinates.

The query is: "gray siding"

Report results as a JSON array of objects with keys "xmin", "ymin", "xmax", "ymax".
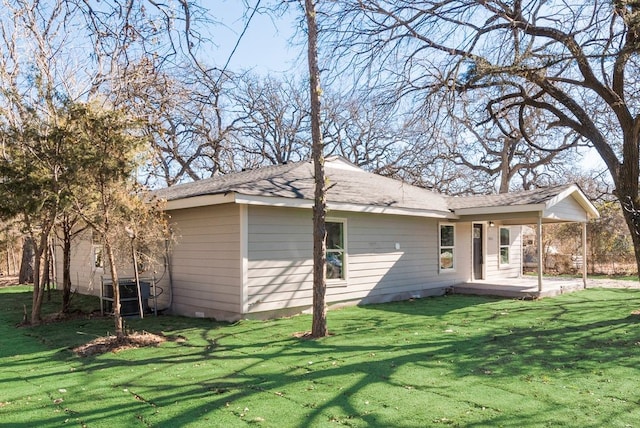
[
  {"xmin": 167, "ymin": 203, "xmax": 242, "ymax": 320},
  {"xmin": 54, "ymin": 229, "xmax": 165, "ymax": 310},
  {"xmin": 246, "ymin": 206, "xmax": 313, "ymax": 312},
  {"xmin": 485, "ymin": 225, "xmax": 522, "ymax": 280},
  {"xmin": 246, "ymin": 206, "xmax": 470, "ymax": 315},
  {"xmin": 344, "ymin": 214, "xmax": 471, "ymax": 302},
  {"xmin": 54, "ymin": 229, "xmax": 103, "ymax": 296}
]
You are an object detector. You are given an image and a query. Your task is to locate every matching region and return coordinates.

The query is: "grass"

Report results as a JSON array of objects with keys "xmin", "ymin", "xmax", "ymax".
[
  {"xmin": 2, "ymin": 286, "xmax": 640, "ymax": 427},
  {"xmin": 524, "ymin": 271, "xmax": 639, "ymax": 281},
  {"xmin": 588, "ymin": 274, "xmax": 639, "ymax": 281}
]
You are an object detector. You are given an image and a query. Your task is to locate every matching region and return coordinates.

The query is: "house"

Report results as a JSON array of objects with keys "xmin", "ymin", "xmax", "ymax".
[{"xmin": 57, "ymin": 157, "xmax": 599, "ymax": 321}]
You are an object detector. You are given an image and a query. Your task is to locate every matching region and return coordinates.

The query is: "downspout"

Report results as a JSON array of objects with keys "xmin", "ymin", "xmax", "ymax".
[
  {"xmin": 582, "ymin": 222, "xmax": 588, "ymax": 289},
  {"xmin": 164, "ymin": 237, "xmax": 174, "ymax": 311},
  {"xmin": 537, "ymin": 215, "xmax": 543, "ymax": 293},
  {"xmin": 240, "ymin": 204, "xmax": 249, "ymax": 316}
]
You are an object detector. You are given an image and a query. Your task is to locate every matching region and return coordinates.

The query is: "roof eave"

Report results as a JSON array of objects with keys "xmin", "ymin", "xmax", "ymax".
[
  {"xmin": 234, "ymin": 194, "xmax": 457, "ymax": 219},
  {"xmin": 163, "ymin": 193, "xmax": 235, "ymax": 210},
  {"xmin": 453, "ymin": 204, "xmax": 546, "ymax": 216}
]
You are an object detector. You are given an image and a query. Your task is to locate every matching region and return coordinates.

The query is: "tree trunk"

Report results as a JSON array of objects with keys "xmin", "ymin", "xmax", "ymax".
[
  {"xmin": 43, "ymin": 240, "xmax": 51, "ymax": 302},
  {"xmin": 30, "ymin": 232, "xmax": 49, "ymax": 325},
  {"xmin": 31, "ymin": 246, "xmax": 44, "ymax": 325},
  {"xmin": 62, "ymin": 219, "xmax": 72, "ymax": 313},
  {"xmin": 615, "ymin": 130, "xmax": 640, "ymax": 279},
  {"xmin": 306, "ymin": 0, "xmax": 328, "ymax": 338},
  {"xmin": 19, "ymin": 236, "xmax": 34, "ymax": 284},
  {"xmin": 105, "ymin": 237, "xmax": 125, "ymax": 340},
  {"xmin": 619, "ymin": 193, "xmax": 640, "ymax": 279}
]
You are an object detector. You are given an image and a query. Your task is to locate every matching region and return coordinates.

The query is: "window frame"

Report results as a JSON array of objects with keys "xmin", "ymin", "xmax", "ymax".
[
  {"xmin": 499, "ymin": 226, "xmax": 510, "ymax": 265},
  {"xmin": 92, "ymin": 244, "xmax": 104, "ymax": 270},
  {"xmin": 91, "ymin": 230, "xmax": 104, "ymax": 271},
  {"xmin": 326, "ymin": 218, "xmax": 347, "ymax": 283},
  {"xmin": 439, "ymin": 223, "xmax": 456, "ymax": 272}
]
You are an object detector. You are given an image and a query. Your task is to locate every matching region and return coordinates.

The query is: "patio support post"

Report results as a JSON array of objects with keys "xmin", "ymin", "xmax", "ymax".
[
  {"xmin": 537, "ymin": 216, "xmax": 543, "ymax": 293},
  {"xmin": 582, "ymin": 222, "xmax": 587, "ymax": 288}
]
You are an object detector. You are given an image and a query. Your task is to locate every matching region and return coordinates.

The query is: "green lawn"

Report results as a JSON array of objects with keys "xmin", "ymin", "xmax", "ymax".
[{"xmin": 2, "ymin": 286, "xmax": 640, "ymax": 427}]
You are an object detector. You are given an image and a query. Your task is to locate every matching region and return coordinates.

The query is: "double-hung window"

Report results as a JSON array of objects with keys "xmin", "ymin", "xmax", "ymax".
[
  {"xmin": 326, "ymin": 220, "xmax": 346, "ymax": 280},
  {"xmin": 500, "ymin": 227, "xmax": 510, "ymax": 264},
  {"xmin": 92, "ymin": 231, "xmax": 104, "ymax": 270},
  {"xmin": 439, "ymin": 224, "xmax": 455, "ymax": 271}
]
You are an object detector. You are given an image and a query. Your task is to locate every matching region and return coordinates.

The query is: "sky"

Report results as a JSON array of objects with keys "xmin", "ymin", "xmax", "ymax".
[
  {"xmin": 208, "ymin": 1, "xmax": 304, "ymax": 75},
  {"xmin": 205, "ymin": 1, "xmax": 609, "ymax": 179}
]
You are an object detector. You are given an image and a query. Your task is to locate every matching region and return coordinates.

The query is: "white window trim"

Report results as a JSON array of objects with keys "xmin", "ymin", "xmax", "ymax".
[
  {"xmin": 439, "ymin": 223, "xmax": 456, "ymax": 273},
  {"xmin": 92, "ymin": 244, "xmax": 104, "ymax": 272},
  {"xmin": 499, "ymin": 226, "xmax": 511, "ymax": 266},
  {"xmin": 326, "ymin": 217, "xmax": 348, "ymax": 284}
]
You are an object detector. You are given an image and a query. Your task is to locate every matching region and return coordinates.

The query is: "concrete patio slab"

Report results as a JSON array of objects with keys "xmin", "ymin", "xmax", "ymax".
[{"xmin": 452, "ymin": 277, "xmax": 585, "ymax": 299}]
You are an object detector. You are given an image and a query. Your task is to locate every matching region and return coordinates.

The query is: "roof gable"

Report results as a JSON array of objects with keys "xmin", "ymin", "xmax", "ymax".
[{"xmin": 449, "ymin": 184, "xmax": 599, "ymax": 221}]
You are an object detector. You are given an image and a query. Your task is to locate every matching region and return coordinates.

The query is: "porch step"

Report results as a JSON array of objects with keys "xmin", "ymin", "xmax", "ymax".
[
  {"xmin": 452, "ymin": 285, "xmax": 539, "ymax": 299},
  {"xmin": 452, "ymin": 281, "xmax": 584, "ymax": 299}
]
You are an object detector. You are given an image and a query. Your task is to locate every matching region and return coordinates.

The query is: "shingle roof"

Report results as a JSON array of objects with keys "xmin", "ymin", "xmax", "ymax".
[
  {"xmin": 446, "ymin": 184, "xmax": 575, "ymax": 210},
  {"xmin": 153, "ymin": 158, "xmax": 594, "ymax": 219},
  {"xmin": 153, "ymin": 157, "xmax": 451, "ymax": 214}
]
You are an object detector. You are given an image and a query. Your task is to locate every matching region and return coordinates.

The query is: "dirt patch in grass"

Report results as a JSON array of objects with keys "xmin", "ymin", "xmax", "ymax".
[
  {"xmin": 292, "ymin": 331, "xmax": 335, "ymax": 339},
  {"xmin": 73, "ymin": 332, "xmax": 168, "ymax": 357}
]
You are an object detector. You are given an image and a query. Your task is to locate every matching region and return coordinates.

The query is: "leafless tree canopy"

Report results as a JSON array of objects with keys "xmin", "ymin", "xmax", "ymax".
[
  {"xmin": 320, "ymin": 0, "xmax": 640, "ymax": 272},
  {"xmin": 3, "ymin": 1, "xmax": 637, "ymax": 271}
]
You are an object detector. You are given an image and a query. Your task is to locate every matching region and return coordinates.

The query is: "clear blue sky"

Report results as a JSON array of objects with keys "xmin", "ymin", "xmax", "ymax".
[{"xmin": 209, "ymin": 1, "xmax": 304, "ymax": 74}]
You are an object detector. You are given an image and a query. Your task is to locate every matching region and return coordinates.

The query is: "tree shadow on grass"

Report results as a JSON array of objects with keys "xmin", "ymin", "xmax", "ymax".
[
  {"xmin": 87, "ymin": 293, "xmax": 640, "ymax": 425},
  {"xmin": 4, "ymin": 289, "xmax": 640, "ymax": 427}
]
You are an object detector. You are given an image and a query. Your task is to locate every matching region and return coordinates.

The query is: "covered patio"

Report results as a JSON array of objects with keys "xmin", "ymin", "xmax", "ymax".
[
  {"xmin": 452, "ymin": 276, "xmax": 586, "ymax": 299},
  {"xmin": 448, "ymin": 184, "xmax": 600, "ymax": 299}
]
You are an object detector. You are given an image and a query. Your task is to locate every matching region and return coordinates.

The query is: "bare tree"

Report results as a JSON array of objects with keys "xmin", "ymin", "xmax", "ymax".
[
  {"xmin": 323, "ymin": 91, "xmax": 408, "ymax": 174},
  {"xmin": 0, "ymin": 0, "xmax": 207, "ymax": 323},
  {"xmin": 235, "ymin": 73, "xmax": 310, "ymax": 166},
  {"xmin": 322, "ymin": 1, "xmax": 640, "ymax": 274},
  {"xmin": 305, "ymin": 0, "xmax": 328, "ymax": 338},
  {"xmin": 446, "ymin": 105, "xmax": 578, "ymax": 193},
  {"xmin": 119, "ymin": 62, "xmax": 243, "ymax": 186}
]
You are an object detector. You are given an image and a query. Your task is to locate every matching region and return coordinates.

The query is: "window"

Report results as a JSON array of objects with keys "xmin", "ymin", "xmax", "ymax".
[
  {"xmin": 439, "ymin": 224, "xmax": 455, "ymax": 271},
  {"xmin": 91, "ymin": 230, "xmax": 104, "ymax": 270},
  {"xmin": 500, "ymin": 227, "xmax": 510, "ymax": 264},
  {"xmin": 93, "ymin": 245, "xmax": 104, "ymax": 269},
  {"xmin": 326, "ymin": 220, "xmax": 346, "ymax": 280}
]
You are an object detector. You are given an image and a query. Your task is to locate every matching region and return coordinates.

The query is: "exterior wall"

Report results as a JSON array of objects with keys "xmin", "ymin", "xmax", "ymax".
[
  {"xmin": 454, "ymin": 222, "xmax": 473, "ymax": 281},
  {"xmin": 57, "ymin": 205, "xmax": 529, "ymax": 321},
  {"xmin": 54, "ymin": 229, "xmax": 104, "ymax": 296},
  {"xmin": 246, "ymin": 206, "xmax": 313, "ymax": 314},
  {"xmin": 54, "ymin": 228, "xmax": 168, "ymax": 310},
  {"xmin": 545, "ymin": 196, "xmax": 588, "ymax": 222},
  {"xmin": 245, "ymin": 205, "xmax": 471, "ymax": 317},
  {"xmin": 166, "ymin": 203, "xmax": 242, "ymax": 320},
  {"xmin": 485, "ymin": 224, "xmax": 522, "ymax": 280},
  {"xmin": 345, "ymin": 215, "xmax": 472, "ymax": 304}
]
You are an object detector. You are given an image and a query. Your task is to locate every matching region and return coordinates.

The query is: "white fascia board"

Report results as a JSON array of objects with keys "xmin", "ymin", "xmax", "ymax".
[
  {"xmin": 234, "ymin": 194, "xmax": 457, "ymax": 219},
  {"xmin": 329, "ymin": 202, "xmax": 457, "ymax": 219},
  {"xmin": 164, "ymin": 193, "xmax": 235, "ymax": 211},
  {"xmin": 234, "ymin": 194, "xmax": 314, "ymax": 209},
  {"xmin": 545, "ymin": 185, "xmax": 600, "ymax": 219},
  {"xmin": 453, "ymin": 204, "xmax": 546, "ymax": 216}
]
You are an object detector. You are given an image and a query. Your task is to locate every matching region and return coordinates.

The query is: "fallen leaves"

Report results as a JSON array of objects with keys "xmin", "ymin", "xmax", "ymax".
[{"xmin": 73, "ymin": 332, "xmax": 167, "ymax": 357}]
